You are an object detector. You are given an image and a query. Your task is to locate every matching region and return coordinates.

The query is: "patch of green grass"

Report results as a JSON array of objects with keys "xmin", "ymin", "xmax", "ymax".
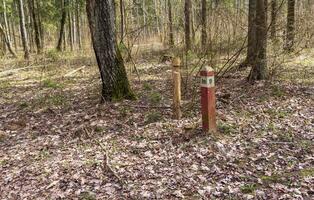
[
  {"xmin": 0, "ymin": 132, "xmax": 6, "ymax": 142},
  {"xmin": 19, "ymin": 102, "xmax": 29, "ymax": 109},
  {"xmin": 149, "ymin": 92, "xmax": 162, "ymax": 104},
  {"xmin": 130, "ymin": 134, "xmax": 146, "ymax": 142},
  {"xmin": 38, "ymin": 149, "xmax": 51, "ymax": 160},
  {"xmin": 0, "ymin": 80, "xmax": 11, "ymax": 89},
  {"xmin": 261, "ymin": 174, "xmax": 281, "ymax": 184},
  {"xmin": 218, "ymin": 122, "xmax": 237, "ymax": 135},
  {"xmin": 300, "ymin": 168, "xmax": 314, "ymax": 178},
  {"xmin": 277, "ymin": 130, "xmax": 294, "ymax": 142},
  {"xmin": 84, "ymin": 159, "xmax": 101, "ymax": 168},
  {"xmin": 145, "ymin": 112, "xmax": 162, "ymax": 124},
  {"xmin": 240, "ymin": 183, "xmax": 257, "ymax": 194},
  {"xmin": 271, "ymin": 85, "xmax": 286, "ymax": 98},
  {"xmin": 79, "ymin": 191, "xmax": 96, "ymax": 200},
  {"xmin": 34, "ymin": 93, "xmax": 67, "ymax": 108},
  {"xmin": 94, "ymin": 126, "xmax": 104, "ymax": 133},
  {"xmin": 46, "ymin": 49, "xmax": 61, "ymax": 61},
  {"xmin": 143, "ymin": 82, "xmax": 152, "ymax": 91},
  {"xmin": 42, "ymin": 79, "xmax": 63, "ymax": 89},
  {"xmin": 0, "ymin": 159, "xmax": 8, "ymax": 166},
  {"xmin": 119, "ymin": 106, "xmax": 130, "ymax": 118}
]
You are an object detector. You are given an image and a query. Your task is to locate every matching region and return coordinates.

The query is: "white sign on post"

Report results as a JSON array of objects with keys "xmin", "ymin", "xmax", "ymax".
[{"xmin": 201, "ymin": 76, "xmax": 215, "ymax": 88}]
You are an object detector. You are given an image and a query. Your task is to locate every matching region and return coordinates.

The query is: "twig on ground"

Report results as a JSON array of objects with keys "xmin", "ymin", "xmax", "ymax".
[{"xmin": 84, "ymin": 128, "xmax": 126, "ymax": 186}]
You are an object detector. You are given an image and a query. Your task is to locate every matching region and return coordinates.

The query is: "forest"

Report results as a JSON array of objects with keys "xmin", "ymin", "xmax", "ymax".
[{"xmin": 0, "ymin": 0, "xmax": 313, "ymax": 199}]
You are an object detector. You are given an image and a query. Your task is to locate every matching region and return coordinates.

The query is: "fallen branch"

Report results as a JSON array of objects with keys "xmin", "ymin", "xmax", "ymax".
[
  {"xmin": 64, "ymin": 66, "xmax": 86, "ymax": 77},
  {"xmin": 0, "ymin": 64, "xmax": 48, "ymax": 77}
]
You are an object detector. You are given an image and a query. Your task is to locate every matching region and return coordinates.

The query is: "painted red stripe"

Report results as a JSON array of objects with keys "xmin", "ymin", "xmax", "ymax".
[{"xmin": 200, "ymin": 71, "xmax": 215, "ymax": 76}]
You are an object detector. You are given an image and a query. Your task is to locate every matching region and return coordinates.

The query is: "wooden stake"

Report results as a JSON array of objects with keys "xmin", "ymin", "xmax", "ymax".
[{"xmin": 172, "ymin": 57, "xmax": 182, "ymax": 119}]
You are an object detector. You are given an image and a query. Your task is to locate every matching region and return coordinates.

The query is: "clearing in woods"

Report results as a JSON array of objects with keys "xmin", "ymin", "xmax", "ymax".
[{"xmin": 0, "ymin": 46, "xmax": 313, "ymax": 199}]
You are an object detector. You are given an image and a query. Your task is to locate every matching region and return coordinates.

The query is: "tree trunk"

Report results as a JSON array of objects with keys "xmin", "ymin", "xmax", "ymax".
[
  {"xmin": 285, "ymin": 0, "xmax": 295, "ymax": 51},
  {"xmin": 168, "ymin": 0, "xmax": 174, "ymax": 46},
  {"xmin": 29, "ymin": 0, "xmax": 42, "ymax": 53},
  {"xmin": 0, "ymin": 24, "xmax": 17, "ymax": 57},
  {"xmin": 75, "ymin": 0, "xmax": 82, "ymax": 49},
  {"xmin": 246, "ymin": 0, "xmax": 257, "ymax": 67},
  {"xmin": 270, "ymin": 0, "xmax": 277, "ymax": 40},
  {"xmin": 68, "ymin": 11, "xmax": 74, "ymax": 51},
  {"xmin": 201, "ymin": 0, "xmax": 207, "ymax": 50},
  {"xmin": 2, "ymin": 0, "xmax": 11, "ymax": 43},
  {"xmin": 56, "ymin": 0, "xmax": 67, "ymax": 51},
  {"xmin": 248, "ymin": 0, "xmax": 268, "ymax": 82},
  {"xmin": 36, "ymin": 0, "xmax": 44, "ymax": 49},
  {"xmin": 17, "ymin": 0, "xmax": 30, "ymax": 59},
  {"xmin": 184, "ymin": 0, "xmax": 191, "ymax": 51},
  {"xmin": 119, "ymin": 0, "xmax": 124, "ymax": 42},
  {"xmin": 86, "ymin": 0, "xmax": 134, "ymax": 101}
]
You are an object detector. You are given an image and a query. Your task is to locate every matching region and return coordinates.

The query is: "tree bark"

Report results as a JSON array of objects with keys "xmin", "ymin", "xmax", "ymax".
[
  {"xmin": 246, "ymin": 0, "xmax": 257, "ymax": 67},
  {"xmin": 285, "ymin": 0, "xmax": 295, "ymax": 51},
  {"xmin": 119, "ymin": 0, "xmax": 124, "ymax": 42},
  {"xmin": 56, "ymin": 0, "xmax": 68, "ymax": 51},
  {"xmin": 0, "ymin": 24, "xmax": 17, "ymax": 57},
  {"xmin": 248, "ymin": 0, "xmax": 268, "ymax": 82},
  {"xmin": 168, "ymin": 0, "xmax": 174, "ymax": 46},
  {"xmin": 201, "ymin": 0, "xmax": 207, "ymax": 50},
  {"xmin": 75, "ymin": 0, "xmax": 82, "ymax": 49},
  {"xmin": 184, "ymin": 0, "xmax": 191, "ymax": 51},
  {"xmin": 270, "ymin": 0, "xmax": 277, "ymax": 40},
  {"xmin": 29, "ymin": 0, "xmax": 42, "ymax": 53},
  {"xmin": 86, "ymin": 0, "xmax": 134, "ymax": 101},
  {"xmin": 17, "ymin": 0, "xmax": 30, "ymax": 59}
]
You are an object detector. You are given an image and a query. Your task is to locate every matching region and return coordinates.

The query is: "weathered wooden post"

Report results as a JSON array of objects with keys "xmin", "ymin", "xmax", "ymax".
[
  {"xmin": 172, "ymin": 57, "xmax": 182, "ymax": 120},
  {"xmin": 200, "ymin": 66, "xmax": 217, "ymax": 132}
]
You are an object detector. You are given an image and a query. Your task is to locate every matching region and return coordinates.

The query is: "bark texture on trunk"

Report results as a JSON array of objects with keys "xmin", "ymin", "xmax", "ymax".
[
  {"xmin": 0, "ymin": 24, "xmax": 17, "ymax": 57},
  {"xmin": 201, "ymin": 0, "xmax": 207, "ymax": 50},
  {"xmin": 86, "ymin": 0, "xmax": 134, "ymax": 101},
  {"xmin": 248, "ymin": 0, "xmax": 268, "ymax": 82},
  {"xmin": 184, "ymin": 0, "xmax": 191, "ymax": 51},
  {"xmin": 29, "ymin": 0, "xmax": 42, "ymax": 53},
  {"xmin": 270, "ymin": 0, "xmax": 277, "ymax": 40},
  {"xmin": 168, "ymin": 0, "xmax": 174, "ymax": 46},
  {"xmin": 17, "ymin": 0, "xmax": 30, "ymax": 59},
  {"xmin": 246, "ymin": 0, "xmax": 257, "ymax": 66},
  {"xmin": 285, "ymin": 0, "xmax": 295, "ymax": 51},
  {"xmin": 57, "ymin": 0, "xmax": 67, "ymax": 51}
]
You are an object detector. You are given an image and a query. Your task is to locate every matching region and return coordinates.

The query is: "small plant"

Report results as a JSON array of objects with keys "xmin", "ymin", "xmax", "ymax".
[
  {"xmin": 261, "ymin": 175, "xmax": 281, "ymax": 185},
  {"xmin": 79, "ymin": 191, "xmax": 96, "ymax": 200},
  {"xmin": 46, "ymin": 49, "xmax": 60, "ymax": 61},
  {"xmin": 19, "ymin": 102, "xmax": 29, "ymax": 109},
  {"xmin": 240, "ymin": 183, "xmax": 257, "ymax": 194},
  {"xmin": 143, "ymin": 82, "xmax": 152, "ymax": 91},
  {"xmin": 0, "ymin": 132, "xmax": 6, "ymax": 143},
  {"xmin": 42, "ymin": 79, "xmax": 62, "ymax": 89},
  {"xmin": 94, "ymin": 126, "xmax": 104, "ymax": 133},
  {"xmin": 149, "ymin": 92, "xmax": 162, "ymax": 104},
  {"xmin": 300, "ymin": 168, "xmax": 314, "ymax": 178},
  {"xmin": 145, "ymin": 112, "xmax": 162, "ymax": 124},
  {"xmin": 218, "ymin": 122, "xmax": 237, "ymax": 135},
  {"xmin": 119, "ymin": 106, "xmax": 130, "ymax": 118},
  {"xmin": 271, "ymin": 85, "xmax": 285, "ymax": 97}
]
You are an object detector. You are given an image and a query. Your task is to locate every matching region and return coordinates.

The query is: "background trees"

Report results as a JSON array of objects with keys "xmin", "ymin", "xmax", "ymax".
[{"xmin": 0, "ymin": 0, "xmax": 312, "ymax": 86}]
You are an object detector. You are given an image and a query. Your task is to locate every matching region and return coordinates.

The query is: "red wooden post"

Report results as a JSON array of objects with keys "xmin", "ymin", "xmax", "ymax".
[{"xmin": 200, "ymin": 66, "xmax": 217, "ymax": 133}]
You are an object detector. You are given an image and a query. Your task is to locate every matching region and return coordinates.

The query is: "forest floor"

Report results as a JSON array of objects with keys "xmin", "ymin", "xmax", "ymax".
[{"xmin": 0, "ymin": 48, "xmax": 313, "ymax": 199}]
